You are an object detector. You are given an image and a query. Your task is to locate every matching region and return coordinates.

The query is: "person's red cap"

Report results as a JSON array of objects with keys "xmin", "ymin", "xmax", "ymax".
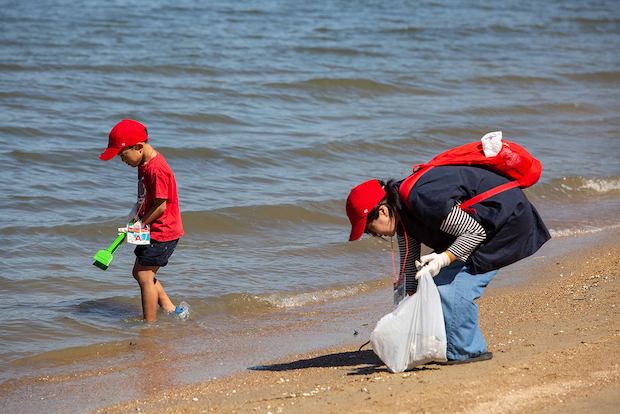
[
  {"xmin": 99, "ymin": 119, "xmax": 148, "ymax": 161},
  {"xmin": 346, "ymin": 179, "xmax": 386, "ymax": 241}
]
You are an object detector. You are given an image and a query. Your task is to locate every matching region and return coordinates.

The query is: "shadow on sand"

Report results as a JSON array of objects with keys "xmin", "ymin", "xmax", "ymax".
[{"xmin": 248, "ymin": 349, "xmax": 439, "ymax": 376}]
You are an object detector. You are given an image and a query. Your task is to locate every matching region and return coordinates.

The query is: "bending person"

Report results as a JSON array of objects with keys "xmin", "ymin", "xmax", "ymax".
[{"xmin": 346, "ymin": 165, "xmax": 550, "ymax": 364}]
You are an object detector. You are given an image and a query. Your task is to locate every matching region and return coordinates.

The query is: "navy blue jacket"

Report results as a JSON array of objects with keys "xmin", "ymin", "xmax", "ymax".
[{"xmin": 395, "ymin": 165, "xmax": 551, "ymax": 274}]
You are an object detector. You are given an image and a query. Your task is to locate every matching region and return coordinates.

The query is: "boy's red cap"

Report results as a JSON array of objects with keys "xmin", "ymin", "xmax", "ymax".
[
  {"xmin": 346, "ymin": 179, "xmax": 386, "ymax": 241},
  {"xmin": 99, "ymin": 119, "xmax": 148, "ymax": 161}
]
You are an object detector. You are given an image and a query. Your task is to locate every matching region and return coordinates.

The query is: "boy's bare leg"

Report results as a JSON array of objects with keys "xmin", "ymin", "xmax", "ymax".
[
  {"xmin": 132, "ymin": 259, "xmax": 175, "ymax": 322},
  {"xmin": 154, "ymin": 279, "xmax": 175, "ymax": 312}
]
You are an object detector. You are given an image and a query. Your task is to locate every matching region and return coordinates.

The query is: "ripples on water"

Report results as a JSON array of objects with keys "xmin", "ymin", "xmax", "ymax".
[{"xmin": 1, "ymin": 0, "xmax": 619, "ymax": 378}]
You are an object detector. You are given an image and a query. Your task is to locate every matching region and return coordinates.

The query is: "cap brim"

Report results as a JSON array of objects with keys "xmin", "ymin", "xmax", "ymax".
[
  {"xmin": 349, "ymin": 216, "xmax": 367, "ymax": 241},
  {"xmin": 99, "ymin": 147, "xmax": 122, "ymax": 161}
]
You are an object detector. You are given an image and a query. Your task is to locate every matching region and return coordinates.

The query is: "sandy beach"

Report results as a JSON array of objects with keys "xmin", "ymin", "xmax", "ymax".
[{"xmin": 77, "ymin": 229, "xmax": 620, "ymax": 414}]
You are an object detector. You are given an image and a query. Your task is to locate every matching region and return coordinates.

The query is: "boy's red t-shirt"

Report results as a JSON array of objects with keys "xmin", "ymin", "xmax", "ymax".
[{"xmin": 137, "ymin": 152, "xmax": 184, "ymax": 242}]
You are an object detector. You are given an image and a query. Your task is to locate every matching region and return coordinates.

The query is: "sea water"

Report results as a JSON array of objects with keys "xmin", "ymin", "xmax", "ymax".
[{"xmin": 1, "ymin": 0, "xmax": 619, "ymax": 405}]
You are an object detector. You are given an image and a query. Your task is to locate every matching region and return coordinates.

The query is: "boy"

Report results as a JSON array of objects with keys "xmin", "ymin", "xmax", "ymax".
[{"xmin": 99, "ymin": 119, "xmax": 188, "ymax": 323}]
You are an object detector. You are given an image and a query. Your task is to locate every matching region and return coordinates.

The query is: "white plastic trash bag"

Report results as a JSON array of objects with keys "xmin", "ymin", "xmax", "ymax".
[{"xmin": 370, "ymin": 268, "xmax": 447, "ymax": 373}]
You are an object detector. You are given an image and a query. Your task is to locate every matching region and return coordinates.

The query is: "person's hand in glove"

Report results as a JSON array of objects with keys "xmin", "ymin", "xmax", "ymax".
[{"xmin": 415, "ymin": 251, "xmax": 453, "ymax": 279}]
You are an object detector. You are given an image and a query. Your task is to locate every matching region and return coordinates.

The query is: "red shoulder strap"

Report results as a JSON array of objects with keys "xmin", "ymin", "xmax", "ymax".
[
  {"xmin": 459, "ymin": 180, "xmax": 520, "ymax": 214},
  {"xmin": 398, "ymin": 165, "xmax": 434, "ymax": 209}
]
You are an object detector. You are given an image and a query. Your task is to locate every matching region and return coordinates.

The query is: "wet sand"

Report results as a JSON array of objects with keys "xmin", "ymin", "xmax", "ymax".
[{"xmin": 4, "ymin": 229, "xmax": 620, "ymax": 413}]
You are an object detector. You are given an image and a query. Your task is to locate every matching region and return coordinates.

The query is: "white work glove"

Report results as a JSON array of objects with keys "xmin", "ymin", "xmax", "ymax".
[
  {"xmin": 127, "ymin": 202, "xmax": 141, "ymax": 224},
  {"xmin": 415, "ymin": 252, "xmax": 451, "ymax": 279}
]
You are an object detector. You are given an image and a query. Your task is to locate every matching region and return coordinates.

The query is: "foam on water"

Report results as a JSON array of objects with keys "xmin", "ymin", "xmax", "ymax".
[
  {"xmin": 226, "ymin": 279, "xmax": 388, "ymax": 310},
  {"xmin": 549, "ymin": 225, "xmax": 620, "ymax": 238},
  {"xmin": 576, "ymin": 177, "xmax": 620, "ymax": 193}
]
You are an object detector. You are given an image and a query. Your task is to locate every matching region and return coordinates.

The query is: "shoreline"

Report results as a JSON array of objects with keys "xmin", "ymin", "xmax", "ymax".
[{"xmin": 3, "ymin": 229, "xmax": 620, "ymax": 413}]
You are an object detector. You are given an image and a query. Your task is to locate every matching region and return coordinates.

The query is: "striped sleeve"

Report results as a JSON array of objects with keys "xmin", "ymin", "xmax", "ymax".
[
  {"xmin": 398, "ymin": 232, "xmax": 421, "ymax": 294},
  {"xmin": 440, "ymin": 201, "xmax": 487, "ymax": 261}
]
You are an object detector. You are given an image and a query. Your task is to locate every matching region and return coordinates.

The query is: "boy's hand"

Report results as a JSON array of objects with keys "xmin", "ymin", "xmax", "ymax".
[{"xmin": 128, "ymin": 220, "xmax": 144, "ymax": 231}]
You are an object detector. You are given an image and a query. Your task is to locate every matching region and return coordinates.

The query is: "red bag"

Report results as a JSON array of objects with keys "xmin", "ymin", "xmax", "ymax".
[{"xmin": 398, "ymin": 136, "xmax": 542, "ymax": 214}]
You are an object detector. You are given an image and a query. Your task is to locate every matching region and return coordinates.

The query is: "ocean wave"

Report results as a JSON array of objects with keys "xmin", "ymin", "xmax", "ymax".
[
  {"xmin": 0, "ymin": 126, "xmax": 48, "ymax": 138},
  {"xmin": 161, "ymin": 112, "xmax": 248, "ymax": 125},
  {"xmin": 471, "ymin": 75, "xmax": 561, "ymax": 85},
  {"xmin": 293, "ymin": 46, "xmax": 386, "ymax": 57},
  {"xmin": 0, "ymin": 199, "xmax": 341, "ymax": 238},
  {"xmin": 181, "ymin": 201, "xmax": 343, "ymax": 235},
  {"xmin": 568, "ymin": 17, "xmax": 620, "ymax": 25},
  {"xmin": 562, "ymin": 71, "xmax": 620, "ymax": 83},
  {"xmin": 265, "ymin": 78, "xmax": 438, "ymax": 96},
  {"xmin": 419, "ymin": 127, "xmax": 490, "ymax": 140},
  {"xmin": 548, "ymin": 225, "xmax": 620, "ymax": 238},
  {"xmin": 577, "ymin": 177, "xmax": 620, "ymax": 193},
  {"xmin": 465, "ymin": 102, "xmax": 603, "ymax": 117},
  {"xmin": 158, "ymin": 134, "xmax": 433, "ymax": 168},
  {"xmin": 530, "ymin": 176, "xmax": 620, "ymax": 238},
  {"xmin": 524, "ymin": 176, "xmax": 620, "ymax": 214},
  {"xmin": 533, "ymin": 175, "xmax": 620, "ymax": 197},
  {"xmin": 221, "ymin": 279, "xmax": 388, "ymax": 311},
  {"xmin": 0, "ymin": 63, "xmax": 221, "ymax": 76},
  {"xmin": 487, "ymin": 25, "xmax": 528, "ymax": 34},
  {"xmin": 380, "ymin": 27, "xmax": 424, "ymax": 35}
]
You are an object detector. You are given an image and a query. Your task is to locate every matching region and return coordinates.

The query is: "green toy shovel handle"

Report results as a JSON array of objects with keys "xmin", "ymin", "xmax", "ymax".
[{"xmin": 108, "ymin": 232, "xmax": 126, "ymax": 254}]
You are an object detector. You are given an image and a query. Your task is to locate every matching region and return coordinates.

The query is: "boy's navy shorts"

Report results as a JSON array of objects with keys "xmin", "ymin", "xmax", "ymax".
[{"xmin": 134, "ymin": 239, "xmax": 179, "ymax": 267}]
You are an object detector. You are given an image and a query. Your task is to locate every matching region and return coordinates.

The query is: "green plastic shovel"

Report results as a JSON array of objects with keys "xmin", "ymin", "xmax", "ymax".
[{"xmin": 93, "ymin": 232, "xmax": 126, "ymax": 271}]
